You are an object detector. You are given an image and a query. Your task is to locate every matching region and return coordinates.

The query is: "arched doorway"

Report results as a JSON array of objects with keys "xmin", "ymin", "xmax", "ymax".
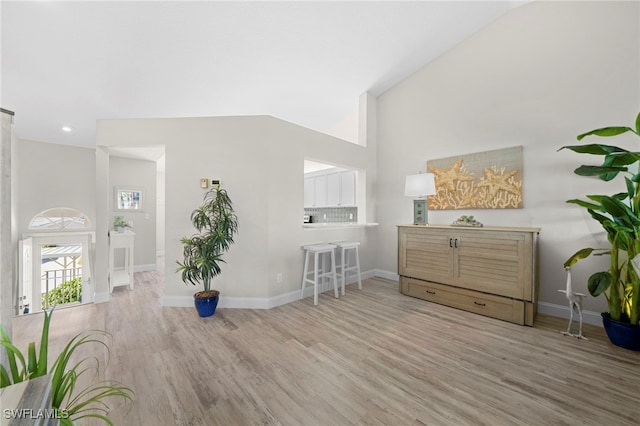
[{"xmin": 19, "ymin": 208, "xmax": 94, "ymax": 314}]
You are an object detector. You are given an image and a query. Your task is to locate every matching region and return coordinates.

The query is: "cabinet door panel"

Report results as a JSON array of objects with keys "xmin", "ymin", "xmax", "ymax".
[
  {"xmin": 454, "ymin": 231, "xmax": 526, "ymax": 299},
  {"xmin": 399, "ymin": 228, "xmax": 451, "ymax": 282},
  {"xmin": 304, "ymin": 177, "xmax": 315, "ymax": 207},
  {"xmin": 315, "ymin": 175, "xmax": 327, "ymax": 207},
  {"xmin": 326, "ymin": 173, "xmax": 340, "ymax": 206},
  {"xmin": 340, "ymin": 170, "xmax": 356, "ymax": 206}
]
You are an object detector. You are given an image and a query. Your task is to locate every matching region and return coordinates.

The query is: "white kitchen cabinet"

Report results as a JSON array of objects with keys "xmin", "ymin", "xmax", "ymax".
[
  {"xmin": 304, "ymin": 174, "xmax": 327, "ymax": 207},
  {"xmin": 326, "ymin": 170, "xmax": 356, "ymax": 206},
  {"xmin": 339, "ymin": 170, "xmax": 356, "ymax": 206},
  {"xmin": 304, "ymin": 177, "xmax": 315, "ymax": 207},
  {"xmin": 304, "ymin": 169, "xmax": 356, "ymax": 207},
  {"xmin": 326, "ymin": 173, "xmax": 340, "ymax": 206},
  {"xmin": 314, "ymin": 175, "xmax": 327, "ymax": 206}
]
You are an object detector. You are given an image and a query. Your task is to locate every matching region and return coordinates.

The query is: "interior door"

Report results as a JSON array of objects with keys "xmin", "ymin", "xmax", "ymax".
[
  {"xmin": 79, "ymin": 233, "xmax": 94, "ymax": 304},
  {"xmin": 18, "ymin": 237, "xmax": 33, "ymax": 315},
  {"xmin": 22, "ymin": 232, "xmax": 95, "ymax": 313}
]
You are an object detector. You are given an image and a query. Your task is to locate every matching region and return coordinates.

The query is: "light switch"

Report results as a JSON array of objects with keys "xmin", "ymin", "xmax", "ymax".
[{"xmin": 200, "ymin": 178, "xmax": 209, "ymax": 189}]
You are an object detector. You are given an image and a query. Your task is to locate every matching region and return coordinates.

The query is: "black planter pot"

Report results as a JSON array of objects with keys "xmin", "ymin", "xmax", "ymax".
[{"xmin": 601, "ymin": 312, "xmax": 640, "ymax": 351}]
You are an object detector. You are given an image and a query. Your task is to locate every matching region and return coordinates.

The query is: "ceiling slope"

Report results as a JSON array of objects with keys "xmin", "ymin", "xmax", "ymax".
[{"xmin": 1, "ymin": 1, "xmax": 526, "ymax": 147}]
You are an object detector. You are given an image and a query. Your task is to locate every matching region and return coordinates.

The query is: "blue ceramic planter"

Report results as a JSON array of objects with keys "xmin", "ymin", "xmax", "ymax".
[
  {"xmin": 194, "ymin": 291, "xmax": 219, "ymax": 318},
  {"xmin": 602, "ymin": 312, "xmax": 640, "ymax": 351}
]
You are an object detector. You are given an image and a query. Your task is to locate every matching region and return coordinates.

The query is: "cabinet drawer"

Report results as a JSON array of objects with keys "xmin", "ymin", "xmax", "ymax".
[{"xmin": 401, "ymin": 276, "xmax": 526, "ymax": 325}]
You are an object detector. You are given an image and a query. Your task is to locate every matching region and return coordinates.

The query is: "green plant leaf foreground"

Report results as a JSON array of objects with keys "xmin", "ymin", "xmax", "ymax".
[
  {"xmin": 562, "ymin": 112, "xmax": 640, "ymax": 325},
  {"xmin": 1, "ymin": 308, "xmax": 134, "ymax": 424}
]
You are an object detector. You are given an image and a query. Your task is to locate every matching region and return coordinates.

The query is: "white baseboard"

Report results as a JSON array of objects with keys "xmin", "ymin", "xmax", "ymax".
[
  {"xmin": 263, "ymin": 289, "xmax": 302, "ymax": 309},
  {"xmin": 537, "ymin": 301, "xmax": 602, "ymax": 327},
  {"xmin": 371, "ymin": 269, "xmax": 399, "ymax": 281},
  {"xmin": 301, "ymin": 269, "xmax": 378, "ymax": 298},
  {"xmin": 163, "ymin": 269, "xmax": 379, "ymax": 309},
  {"xmin": 94, "ymin": 292, "xmax": 110, "ymax": 304},
  {"xmin": 163, "ymin": 290, "xmax": 301, "ymax": 310},
  {"xmin": 134, "ymin": 264, "xmax": 157, "ymax": 273}
]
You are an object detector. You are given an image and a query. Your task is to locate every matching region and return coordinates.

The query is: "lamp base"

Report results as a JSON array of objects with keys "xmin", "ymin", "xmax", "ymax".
[{"xmin": 413, "ymin": 199, "xmax": 428, "ymax": 225}]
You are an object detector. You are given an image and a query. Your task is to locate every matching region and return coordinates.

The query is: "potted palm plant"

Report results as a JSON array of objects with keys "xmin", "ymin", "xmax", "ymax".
[
  {"xmin": 1, "ymin": 308, "xmax": 134, "ymax": 424},
  {"xmin": 561, "ymin": 112, "xmax": 640, "ymax": 350},
  {"xmin": 176, "ymin": 186, "xmax": 238, "ymax": 317}
]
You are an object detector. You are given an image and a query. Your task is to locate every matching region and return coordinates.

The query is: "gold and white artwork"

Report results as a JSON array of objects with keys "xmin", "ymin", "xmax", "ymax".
[{"xmin": 427, "ymin": 146, "xmax": 523, "ymax": 209}]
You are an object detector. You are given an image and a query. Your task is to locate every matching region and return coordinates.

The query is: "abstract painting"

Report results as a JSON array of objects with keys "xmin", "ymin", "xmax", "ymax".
[{"xmin": 427, "ymin": 146, "xmax": 523, "ymax": 209}]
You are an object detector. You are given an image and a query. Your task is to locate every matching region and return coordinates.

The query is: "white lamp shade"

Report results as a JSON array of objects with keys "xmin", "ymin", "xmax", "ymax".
[{"xmin": 404, "ymin": 173, "xmax": 436, "ymax": 197}]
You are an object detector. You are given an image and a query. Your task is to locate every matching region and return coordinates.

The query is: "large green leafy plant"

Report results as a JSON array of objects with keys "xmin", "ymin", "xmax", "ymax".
[
  {"xmin": 561, "ymin": 112, "xmax": 640, "ymax": 325},
  {"xmin": 177, "ymin": 186, "xmax": 239, "ymax": 294},
  {"xmin": 0, "ymin": 308, "xmax": 134, "ymax": 425}
]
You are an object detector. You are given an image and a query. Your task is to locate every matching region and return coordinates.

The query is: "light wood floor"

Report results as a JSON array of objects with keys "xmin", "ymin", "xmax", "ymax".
[{"xmin": 12, "ymin": 271, "xmax": 640, "ymax": 425}]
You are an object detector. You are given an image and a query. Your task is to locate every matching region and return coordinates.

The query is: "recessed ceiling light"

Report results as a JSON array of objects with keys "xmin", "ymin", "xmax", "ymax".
[{"xmin": 61, "ymin": 126, "xmax": 73, "ymax": 132}]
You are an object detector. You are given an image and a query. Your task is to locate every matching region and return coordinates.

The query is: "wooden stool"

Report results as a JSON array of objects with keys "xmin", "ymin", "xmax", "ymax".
[
  {"xmin": 300, "ymin": 244, "xmax": 339, "ymax": 305},
  {"xmin": 332, "ymin": 241, "xmax": 362, "ymax": 295}
]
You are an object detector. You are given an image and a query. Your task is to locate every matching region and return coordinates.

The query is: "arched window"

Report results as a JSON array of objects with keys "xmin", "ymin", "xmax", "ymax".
[
  {"xmin": 29, "ymin": 207, "xmax": 92, "ymax": 231},
  {"xmin": 21, "ymin": 208, "xmax": 94, "ymax": 314}
]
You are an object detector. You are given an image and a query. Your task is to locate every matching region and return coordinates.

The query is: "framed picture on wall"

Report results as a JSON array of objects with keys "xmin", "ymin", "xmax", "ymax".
[{"xmin": 115, "ymin": 186, "xmax": 144, "ymax": 211}]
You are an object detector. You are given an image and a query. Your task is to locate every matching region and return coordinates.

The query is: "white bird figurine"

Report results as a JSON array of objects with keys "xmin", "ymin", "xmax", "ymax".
[{"xmin": 558, "ymin": 267, "xmax": 589, "ymax": 340}]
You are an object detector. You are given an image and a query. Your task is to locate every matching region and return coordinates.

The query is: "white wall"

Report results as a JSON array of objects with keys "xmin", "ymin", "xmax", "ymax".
[
  {"xmin": 376, "ymin": 1, "xmax": 640, "ymax": 318},
  {"xmin": 13, "ymin": 139, "xmax": 100, "ymax": 300},
  {"xmin": 1, "ymin": 110, "xmax": 17, "ymax": 340},
  {"xmin": 156, "ymin": 164, "xmax": 165, "ymax": 257},
  {"xmin": 325, "ymin": 109, "xmax": 359, "ymax": 144},
  {"xmin": 14, "ymin": 1, "xmax": 636, "ymax": 321},
  {"xmin": 16, "ymin": 139, "xmax": 96, "ymax": 235},
  {"xmin": 96, "ymin": 115, "xmax": 377, "ymax": 307},
  {"xmin": 94, "ymin": 147, "xmax": 110, "ymax": 299},
  {"xmin": 109, "ymin": 156, "xmax": 157, "ymax": 269},
  {"xmin": 13, "ymin": 141, "xmax": 160, "ymax": 297}
]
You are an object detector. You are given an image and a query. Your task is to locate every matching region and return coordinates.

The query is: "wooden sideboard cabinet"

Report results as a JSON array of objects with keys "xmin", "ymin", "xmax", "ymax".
[{"xmin": 398, "ymin": 225, "xmax": 540, "ymax": 326}]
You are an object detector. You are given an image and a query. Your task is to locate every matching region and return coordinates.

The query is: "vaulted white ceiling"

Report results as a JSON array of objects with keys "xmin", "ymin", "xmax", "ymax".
[{"xmin": 1, "ymin": 1, "xmax": 530, "ymax": 148}]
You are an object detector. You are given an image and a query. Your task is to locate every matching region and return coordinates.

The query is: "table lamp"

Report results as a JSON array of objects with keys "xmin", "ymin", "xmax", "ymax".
[{"xmin": 404, "ymin": 172, "xmax": 436, "ymax": 225}]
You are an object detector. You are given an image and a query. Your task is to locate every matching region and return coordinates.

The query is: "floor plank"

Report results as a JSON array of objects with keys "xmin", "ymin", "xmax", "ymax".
[{"xmin": 11, "ymin": 272, "xmax": 640, "ymax": 425}]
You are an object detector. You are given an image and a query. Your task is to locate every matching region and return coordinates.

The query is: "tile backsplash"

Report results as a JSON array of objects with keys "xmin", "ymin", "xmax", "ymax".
[{"xmin": 304, "ymin": 207, "xmax": 357, "ymax": 223}]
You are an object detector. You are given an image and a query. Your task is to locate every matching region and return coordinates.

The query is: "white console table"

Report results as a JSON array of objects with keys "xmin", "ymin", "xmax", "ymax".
[{"xmin": 109, "ymin": 230, "xmax": 135, "ymax": 293}]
